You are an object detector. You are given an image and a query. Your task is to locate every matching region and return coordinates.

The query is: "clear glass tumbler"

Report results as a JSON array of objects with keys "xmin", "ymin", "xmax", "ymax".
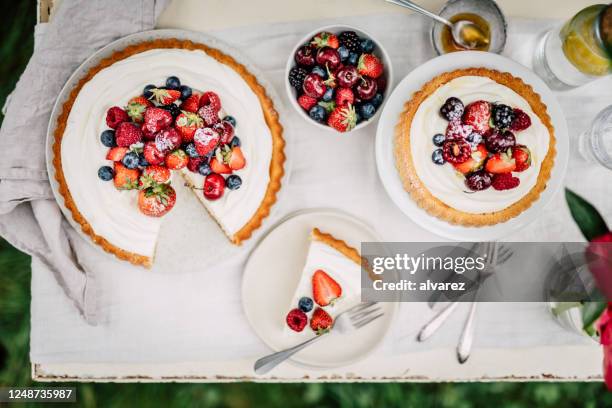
[
  {"xmin": 578, "ymin": 105, "xmax": 612, "ymax": 170},
  {"xmin": 533, "ymin": 4, "xmax": 611, "ymax": 89}
]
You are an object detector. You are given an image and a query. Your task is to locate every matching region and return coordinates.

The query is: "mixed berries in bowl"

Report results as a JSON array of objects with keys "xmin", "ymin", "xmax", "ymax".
[
  {"xmin": 286, "ymin": 25, "xmax": 392, "ymax": 133},
  {"xmin": 433, "ymin": 96, "xmax": 533, "ymax": 192},
  {"xmin": 97, "ymin": 75, "xmax": 246, "ymax": 217}
]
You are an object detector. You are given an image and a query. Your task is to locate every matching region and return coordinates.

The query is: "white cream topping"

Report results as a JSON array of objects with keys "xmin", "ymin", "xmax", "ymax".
[
  {"xmin": 61, "ymin": 49, "xmax": 273, "ymax": 256},
  {"xmin": 410, "ymin": 76, "xmax": 550, "ymax": 214},
  {"xmin": 284, "ymin": 237, "xmax": 361, "ymax": 337}
]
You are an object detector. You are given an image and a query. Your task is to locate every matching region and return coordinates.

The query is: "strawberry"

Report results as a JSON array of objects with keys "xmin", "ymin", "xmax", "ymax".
[
  {"xmin": 199, "ymin": 91, "xmax": 222, "ymax": 112},
  {"xmin": 154, "ymin": 127, "xmax": 181, "ymax": 153},
  {"xmin": 138, "ymin": 184, "xmax": 176, "ymax": 217},
  {"xmin": 285, "ymin": 308, "xmax": 308, "ymax": 332},
  {"xmin": 115, "ymin": 122, "xmax": 143, "ymax": 147},
  {"xmin": 105, "ymin": 106, "xmax": 129, "ymax": 129},
  {"xmin": 310, "ymin": 307, "xmax": 333, "ymax": 334},
  {"xmin": 165, "ymin": 149, "xmax": 188, "ymax": 170},
  {"xmin": 106, "ymin": 147, "xmax": 128, "ymax": 162},
  {"xmin": 179, "ymin": 93, "xmax": 201, "ymax": 113},
  {"xmin": 327, "ymin": 104, "xmax": 357, "ymax": 132},
  {"xmin": 148, "ymin": 88, "xmax": 181, "ymax": 105},
  {"xmin": 141, "ymin": 165, "xmax": 171, "ymax": 184},
  {"xmin": 485, "ymin": 150, "xmax": 516, "ymax": 174},
  {"xmin": 198, "ymin": 105, "xmax": 220, "ymax": 127},
  {"xmin": 311, "ymin": 31, "xmax": 340, "ymax": 49},
  {"xmin": 357, "ymin": 53, "xmax": 384, "ymax": 79},
  {"xmin": 462, "ymin": 101, "xmax": 491, "ymax": 134},
  {"xmin": 113, "ymin": 163, "xmax": 140, "ymax": 190},
  {"xmin": 220, "ymin": 145, "xmax": 246, "ymax": 171},
  {"xmin": 194, "ymin": 127, "xmax": 220, "ymax": 157},
  {"xmin": 512, "ymin": 145, "xmax": 531, "ymax": 172},
  {"xmin": 210, "ymin": 157, "xmax": 232, "ymax": 174},
  {"xmin": 297, "ymin": 94, "xmax": 318, "ymax": 111},
  {"xmin": 312, "ymin": 269, "xmax": 342, "ymax": 307},
  {"xmin": 335, "ymin": 87, "xmax": 354, "ymax": 107},
  {"xmin": 125, "ymin": 96, "xmax": 152, "ymax": 123},
  {"xmin": 510, "ymin": 108, "xmax": 532, "ymax": 131},
  {"xmin": 143, "ymin": 141, "xmax": 166, "ymax": 165},
  {"xmin": 453, "ymin": 144, "xmax": 488, "ymax": 174},
  {"xmin": 143, "ymin": 107, "xmax": 173, "ymax": 139},
  {"xmin": 492, "ymin": 173, "xmax": 520, "ymax": 191},
  {"xmin": 213, "ymin": 121, "xmax": 235, "ymax": 144},
  {"xmin": 175, "ymin": 111, "xmax": 204, "ymax": 142}
]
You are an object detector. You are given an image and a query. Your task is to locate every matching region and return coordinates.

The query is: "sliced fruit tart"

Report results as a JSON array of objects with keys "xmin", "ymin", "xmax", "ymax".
[{"xmin": 394, "ymin": 68, "xmax": 556, "ymax": 226}]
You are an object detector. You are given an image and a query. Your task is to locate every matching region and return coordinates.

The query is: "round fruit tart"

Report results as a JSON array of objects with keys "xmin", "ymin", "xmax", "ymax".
[
  {"xmin": 53, "ymin": 39, "xmax": 285, "ymax": 267},
  {"xmin": 394, "ymin": 68, "xmax": 556, "ymax": 226}
]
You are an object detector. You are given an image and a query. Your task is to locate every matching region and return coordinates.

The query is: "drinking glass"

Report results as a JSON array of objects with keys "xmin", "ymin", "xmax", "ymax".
[{"xmin": 578, "ymin": 105, "xmax": 612, "ymax": 170}]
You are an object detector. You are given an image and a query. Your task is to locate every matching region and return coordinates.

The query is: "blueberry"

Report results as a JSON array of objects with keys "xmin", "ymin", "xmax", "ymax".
[
  {"xmin": 230, "ymin": 136, "xmax": 241, "ymax": 148},
  {"xmin": 371, "ymin": 93, "xmax": 384, "ymax": 108},
  {"xmin": 311, "ymin": 65, "xmax": 327, "ymax": 79},
  {"xmin": 179, "ymin": 85, "xmax": 192, "ymax": 100},
  {"xmin": 162, "ymin": 104, "xmax": 181, "ymax": 118},
  {"xmin": 185, "ymin": 143, "xmax": 200, "ymax": 158},
  {"xmin": 138, "ymin": 153, "xmax": 149, "ymax": 168},
  {"xmin": 298, "ymin": 297, "xmax": 314, "ymax": 313},
  {"xmin": 358, "ymin": 103, "xmax": 376, "ymax": 121},
  {"xmin": 355, "ymin": 110, "xmax": 363, "ymax": 124},
  {"xmin": 143, "ymin": 84, "xmax": 156, "ymax": 99},
  {"xmin": 347, "ymin": 52, "xmax": 359, "ymax": 66},
  {"xmin": 100, "ymin": 130, "xmax": 116, "ymax": 147},
  {"xmin": 432, "ymin": 149, "xmax": 445, "ymax": 165},
  {"xmin": 466, "ymin": 132, "xmax": 483, "ymax": 147},
  {"xmin": 223, "ymin": 115, "xmax": 237, "ymax": 127},
  {"xmin": 360, "ymin": 38, "xmax": 375, "ymax": 53},
  {"xmin": 97, "ymin": 166, "xmax": 114, "ymax": 181},
  {"xmin": 198, "ymin": 162, "xmax": 212, "ymax": 176},
  {"xmin": 165, "ymin": 76, "xmax": 181, "ymax": 90},
  {"xmin": 322, "ymin": 87, "xmax": 334, "ymax": 102},
  {"xmin": 337, "ymin": 46, "xmax": 349, "ymax": 61},
  {"xmin": 122, "ymin": 152, "xmax": 140, "ymax": 169},
  {"xmin": 308, "ymin": 105, "xmax": 327, "ymax": 123},
  {"xmin": 225, "ymin": 174, "xmax": 242, "ymax": 190},
  {"xmin": 432, "ymin": 133, "xmax": 445, "ymax": 147}
]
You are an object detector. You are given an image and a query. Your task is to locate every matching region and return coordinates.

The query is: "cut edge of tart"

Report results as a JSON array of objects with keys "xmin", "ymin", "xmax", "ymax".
[
  {"xmin": 394, "ymin": 67, "xmax": 556, "ymax": 226},
  {"xmin": 52, "ymin": 38, "xmax": 285, "ymax": 267}
]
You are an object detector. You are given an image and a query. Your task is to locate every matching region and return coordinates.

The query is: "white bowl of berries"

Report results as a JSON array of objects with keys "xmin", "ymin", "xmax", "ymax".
[{"xmin": 285, "ymin": 25, "xmax": 393, "ymax": 133}]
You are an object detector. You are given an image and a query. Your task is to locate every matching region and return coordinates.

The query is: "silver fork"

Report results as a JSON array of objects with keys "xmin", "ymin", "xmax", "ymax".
[
  {"xmin": 254, "ymin": 302, "xmax": 383, "ymax": 375},
  {"xmin": 417, "ymin": 243, "xmax": 512, "ymax": 342}
]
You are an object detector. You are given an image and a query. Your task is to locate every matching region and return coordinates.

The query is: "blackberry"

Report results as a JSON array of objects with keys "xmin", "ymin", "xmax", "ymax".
[
  {"xmin": 465, "ymin": 170, "xmax": 492, "ymax": 191},
  {"xmin": 338, "ymin": 31, "xmax": 362, "ymax": 53},
  {"xmin": 162, "ymin": 104, "xmax": 181, "ymax": 118},
  {"xmin": 492, "ymin": 104, "xmax": 515, "ymax": 129},
  {"xmin": 439, "ymin": 97, "xmax": 464, "ymax": 121},
  {"xmin": 288, "ymin": 66, "xmax": 308, "ymax": 89}
]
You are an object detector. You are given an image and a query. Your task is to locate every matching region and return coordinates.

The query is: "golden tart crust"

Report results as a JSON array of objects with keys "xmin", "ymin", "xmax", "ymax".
[
  {"xmin": 52, "ymin": 39, "xmax": 285, "ymax": 267},
  {"xmin": 394, "ymin": 68, "xmax": 556, "ymax": 226}
]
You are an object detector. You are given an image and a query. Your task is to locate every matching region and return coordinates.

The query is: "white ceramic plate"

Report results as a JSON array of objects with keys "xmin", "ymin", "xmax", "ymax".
[
  {"xmin": 242, "ymin": 209, "xmax": 397, "ymax": 369},
  {"xmin": 375, "ymin": 51, "xmax": 569, "ymax": 241}
]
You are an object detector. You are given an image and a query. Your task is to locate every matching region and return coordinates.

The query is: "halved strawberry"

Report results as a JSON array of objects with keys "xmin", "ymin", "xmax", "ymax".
[
  {"xmin": 175, "ymin": 111, "xmax": 204, "ymax": 143},
  {"xmin": 310, "ymin": 307, "xmax": 333, "ymax": 334},
  {"xmin": 312, "ymin": 269, "xmax": 342, "ymax": 307},
  {"xmin": 485, "ymin": 150, "xmax": 516, "ymax": 174},
  {"xmin": 141, "ymin": 165, "xmax": 171, "ymax": 184},
  {"xmin": 311, "ymin": 31, "xmax": 340, "ymax": 49},
  {"xmin": 106, "ymin": 147, "xmax": 128, "ymax": 162},
  {"xmin": 227, "ymin": 146, "xmax": 246, "ymax": 171},
  {"xmin": 125, "ymin": 96, "xmax": 152, "ymax": 123},
  {"xmin": 165, "ymin": 149, "xmax": 188, "ymax": 170},
  {"xmin": 512, "ymin": 145, "xmax": 531, "ymax": 172},
  {"xmin": 148, "ymin": 88, "xmax": 181, "ymax": 105},
  {"xmin": 179, "ymin": 93, "xmax": 201, "ymax": 113},
  {"xmin": 138, "ymin": 184, "xmax": 176, "ymax": 217},
  {"xmin": 453, "ymin": 144, "xmax": 488, "ymax": 174},
  {"xmin": 462, "ymin": 100, "xmax": 491, "ymax": 134},
  {"xmin": 210, "ymin": 157, "xmax": 232, "ymax": 174},
  {"xmin": 113, "ymin": 163, "xmax": 140, "ymax": 190}
]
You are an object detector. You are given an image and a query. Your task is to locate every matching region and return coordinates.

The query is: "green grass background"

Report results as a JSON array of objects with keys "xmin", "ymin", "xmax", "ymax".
[{"xmin": 0, "ymin": 1, "xmax": 611, "ymax": 406}]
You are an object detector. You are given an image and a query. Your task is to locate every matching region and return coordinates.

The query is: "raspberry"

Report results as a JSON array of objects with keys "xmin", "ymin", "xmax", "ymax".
[
  {"xmin": 465, "ymin": 170, "xmax": 492, "ymax": 191},
  {"xmin": 285, "ymin": 308, "xmax": 308, "ymax": 332},
  {"xmin": 198, "ymin": 105, "xmax": 220, "ymax": 127},
  {"xmin": 115, "ymin": 122, "xmax": 143, "ymax": 147},
  {"xmin": 442, "ymin": 139, "xmax": 471, "ymax": 164},
  {"xmin": 510, "ymin": 108, "xmax": 532, "ymax": 131},
  {"xmin": 492, "ymin": 173, "xmax": 520, "ymax": 190},
  {"xmin": 439, "ymin": 97, "xmax": 464, "ymax": 121},
  {"xmin": 106, "ymin": 106, "xmax": 129, "ymax": 129},
  {"xmin": 446, "ymin": 120, "xmax": 474, "ymax": 139},
  {"xmin": 492, "ymin": 104, "xmax": 515, "ymax": 129}
]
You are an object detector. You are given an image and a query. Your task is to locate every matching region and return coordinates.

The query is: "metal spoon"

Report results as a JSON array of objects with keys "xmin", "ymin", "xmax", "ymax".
[{"xmin": 385, "ymin": 0, "xmax": 490, "ymax": 49}]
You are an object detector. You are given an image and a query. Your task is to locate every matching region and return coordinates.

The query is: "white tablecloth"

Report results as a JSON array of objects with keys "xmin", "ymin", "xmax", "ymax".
[{"xmin": 31, "ymin": 14, "xmax": 609, "ymax": 364}]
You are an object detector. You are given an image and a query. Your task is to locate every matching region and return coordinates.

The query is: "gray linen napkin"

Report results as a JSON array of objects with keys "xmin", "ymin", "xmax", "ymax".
[{"xmin": 0, "ymin": 0, "xmax": 170, "ymax": 324}]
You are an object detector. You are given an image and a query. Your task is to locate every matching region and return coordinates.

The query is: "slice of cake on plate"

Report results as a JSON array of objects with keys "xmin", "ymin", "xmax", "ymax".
[
  {"xmin": 284, "ymin": 228, "xmax": 365, "ymax": 337},
  {"xmin": 53, "ymin": 39, "xmax": 285, "ymax": 267}
]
